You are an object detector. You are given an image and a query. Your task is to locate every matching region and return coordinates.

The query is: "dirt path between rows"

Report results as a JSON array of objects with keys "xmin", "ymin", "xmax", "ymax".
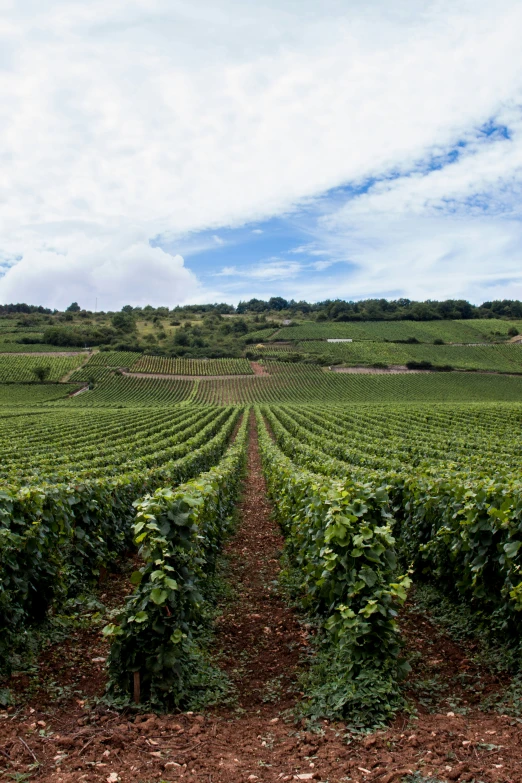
[
  {"xmin": 2, "ymin": 415, "xmax": 522, "ymax": 782},
  {"xmin": 212, "ymin": 411, "xmax": 304, "ymax": 713}
]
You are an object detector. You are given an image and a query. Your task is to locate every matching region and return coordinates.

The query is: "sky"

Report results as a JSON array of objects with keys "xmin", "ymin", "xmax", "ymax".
[{"xmin": 1, "ymin": 0, "xmax": 522, "ymax": 310}]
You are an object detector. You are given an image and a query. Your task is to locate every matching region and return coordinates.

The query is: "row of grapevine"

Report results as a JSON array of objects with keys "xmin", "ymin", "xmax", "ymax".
[
  {"xmin": 273, "ymin": 318, "xmax": 521, "ymax": 343},
  {"xmin": 130, "ymin": 356, "xmax": 253, "ymax": 375},
  {"xmin": 54, "ymin": 368, "xmax": 522, "ymax": 406},
  {"xmin": 294, "ymin": 341, "xmax": 522, "ymax": 372},
  {"xmin": 105, "ymin": 412, "xmax": 249, "ymax": 708},
  {"xmin": 0, "ymin": 343, "xmax": 80, "ymax": 353},
  {"xmin": 258, "ymin": 404, "xmax": 522, "ymax": 660},
  {"xmin": 69, "ymin": 351, "xmax": 143, "ymax": 381},
  {"xmin": 0, "ymin": 405, "xmax": 233, "ymax": 484},
  {"xmin": 56, "ymin": 375, "xmax": 196, "ymax": 406},
  {"xmin": 192, "ymin": 369, "xmax": 522, "ymax": 403},
  {"xmin": 255, "ymin": 407, "xmax": 410, "ymax": 724},
  {"xmin": 0, "ymin": 405, "xmax": 242, "ymax": 671},
  {"xmin": 247, "ymin": 327, "xmax": 279, "ymax": 341},
  {"xmin": 0, "ymin": 354, "xmax": 84, "ymax": 382},
  {"xmin": 0, "ymin": 383, "xmax": 79, "ymax": 406},
  {"xmin": 88, "ymin": 351, "xmax": 142, "ymax": 366}
]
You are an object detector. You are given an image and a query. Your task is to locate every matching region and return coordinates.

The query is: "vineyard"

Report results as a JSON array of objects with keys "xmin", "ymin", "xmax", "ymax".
[
  {"xmin": 0, "ymin": 342, "xmax": 81, "ymax": 352},
  {"xmin": 271, "ymin": 317, "xmax": 522, "ymax": 342},
  {"xmin": 290, "ymin": 340, "xmax": 522, "ymax": 372},
  {"xmin": 0, "ymin": 354, "xmax": 85, "ymax": 381},
  {"xmin": 1, "ymin": 329, "xmax": 522, "ymax": 782},
  {"xmin": 130, "ymin": 355, "xmax": 253, "ymax": 375},
  {"xmin": 0, "ymin": 383, "xmax": 79, "ymax": 406},
  {"xmin": 46, "ymin": 366, "xmax": 522, "ymax": 405}
]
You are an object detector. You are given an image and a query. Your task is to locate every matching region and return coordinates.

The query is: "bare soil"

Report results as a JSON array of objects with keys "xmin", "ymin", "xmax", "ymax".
[
  {"xmin": 1, "ymin": 420, "xmax": 522, "ymax": 782},
  {"xmin": 250, "ymin": 362, "xmax": 269, "ymax": 376},
  {"xmin": 69, "ymin": 385, "xmax": 89, "ymax": 397}
]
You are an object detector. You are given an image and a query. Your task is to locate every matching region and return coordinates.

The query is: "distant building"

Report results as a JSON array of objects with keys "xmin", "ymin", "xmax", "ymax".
[
  {"xmin": 327, "ymin": 338, "xmax": 353, "ymax": 343},
  {"xmin": 282, "ymin": 319, "xmax": 292, "ymax": 326}
]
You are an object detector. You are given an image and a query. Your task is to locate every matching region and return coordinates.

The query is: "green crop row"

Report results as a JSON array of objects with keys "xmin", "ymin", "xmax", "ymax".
[
  {"xmin": 0, "ymin": 384, "xmax": 79, "ymax": 406},
  {"xmin": 259, "ymin": 404, "xmax": 522, "ymax": 662},
  {"xmin": 0, "ymin": 343, "xmax": 83, "ymax": 353},
  {"xmin": 0, "ymin": 354, "xmax": 85, "ymax": 382},
  {"xmin": 255, "ymin": 407, "xmax": 410, "ymax": 725},
  {"xmin": 105, "ymin": 411, "xmax": 249, "ymax": 709},
  {"xmin": 0, "ymin": 406, "xmax": 241, "ymax": 672},
  {"xmin": 44, "ymin": 367, "xmax": 522, "ymax": 406},
  {"xmin": 273, "ymin": 318, "xmax": 521, "ymax": 343},
  {"xmin": 53, "ymin": 375, "xmax": 197, "ymax": 406},
  {"xmin": 0, "ymin": 405, "xmax": 233, "ymax": 485},
  {"xmin": 130, "ymin": 356, "xmax": 253, "ymax": 376},
  {"xmin": 87, "ymin": 351, "xmax": 142, "ymax": 366},
  {"xmin": 296, "ymin": 341, "xmax": 522, "ymax": 373}
]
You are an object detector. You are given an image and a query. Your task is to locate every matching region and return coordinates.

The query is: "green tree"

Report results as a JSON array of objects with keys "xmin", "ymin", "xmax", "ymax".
[
  {"xmin": 32, "ymin": 365, "xmax": 51, "ymax": 383},
  {"xmin": 66, "ymin": 302, "xmax": 80, "ymax": 312},
  {"xmin": 111, "ymin": 312, "xmax": 136, "ymax": 332}
]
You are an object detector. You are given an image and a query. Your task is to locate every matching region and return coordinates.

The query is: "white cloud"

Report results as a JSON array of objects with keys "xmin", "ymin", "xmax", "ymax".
[
  {"xmin": 0, "ymin": 234, "xmax": 200, "ymax": 311},
  {"xmin": 247, "ymin": 261, "xmax": 303, "ymax": 280},
  {"xmin": 215, "ymin": 265, "xmax": 238, "ymax": 276},
  {"xmin": 251, "ymin": 229, "xmax": 264, "ymax": 234},
  {"xmin": 1, "ymin": 0, "xmax": 522, "ymax": 305}
]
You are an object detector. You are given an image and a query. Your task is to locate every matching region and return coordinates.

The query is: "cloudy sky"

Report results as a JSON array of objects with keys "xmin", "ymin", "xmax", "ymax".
[{"xmin": 1, "ymin": 0, "xmax": 522, "ymax": 310}]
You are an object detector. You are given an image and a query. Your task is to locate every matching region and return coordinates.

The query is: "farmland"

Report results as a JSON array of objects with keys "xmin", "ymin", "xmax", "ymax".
[
  {"xmin": 0, "ymin": 354, "xmax": 85, "ymax": 382},
  {"xmin": 271, "ymin": 317, "xmax": 522, "ymax": 342},
  {"xmin": 291, "ymin": 340, "xmax": 522, "ymax": 372},
  {"xmin": 1, "ymin": 320, "xmax": 522, "ymax": 782}
]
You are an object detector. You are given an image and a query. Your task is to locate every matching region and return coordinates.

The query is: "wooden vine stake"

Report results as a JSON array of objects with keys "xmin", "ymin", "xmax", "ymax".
[{"xmin": 133, "ymin": 671, "xmax": 141, "ymax": 704}]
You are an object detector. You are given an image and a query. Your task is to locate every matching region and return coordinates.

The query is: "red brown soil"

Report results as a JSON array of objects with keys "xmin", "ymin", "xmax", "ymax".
[
  {"xmin": 2, "ymin": 420, "xmax": 522, "ymax": 782},
  {"xmin": 212, "ymin": 411, "xmax": 304, "ymax": 711},
  {"xmin": 250, "ymin": 362, "xmax": 269, "ymax": 376}
]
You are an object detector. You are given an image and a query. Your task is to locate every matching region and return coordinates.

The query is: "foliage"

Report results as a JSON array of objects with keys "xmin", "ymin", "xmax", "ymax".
[
  {"xmin": 0, "ymin": 383, "xmax": 77, "ymax": 406},
  {"xmin": 43, "ymin": 325, "xmax": 117, "ymax": 347},
  {"xmin": 272, "ymin": 318, "xmax": 522, "ymax": 344},
  {"xmin": 0, "ymin": 354, "xmax": 84, "ymax": 382},
  {"xmin": 111, "ymin": 311, "xmax": 137, "ymax": 332},
  {"xmin": 290, "ymin": 340, "xmax": 522, "ymax": 373},
  {"xmin": 255, "ymin": 407, "xmax": 411, "ymax": 724},
  {"xmin": 31, "ymin": 365, "xmax": 51, "ymax": 383},
  {"xmin": 0, "ymin": 406, "xmax": 241, "ymax": 673},
  {"xmin": 104, "ymin": 413, "xmax": 248, "ymax": 708},
  {"xmin": 263, "ymin": 402, "xmax": 522, "ymax": 656},
  {"xmin": 131, "ymin": 356, "xmax": 253, "ymax": 376}
]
